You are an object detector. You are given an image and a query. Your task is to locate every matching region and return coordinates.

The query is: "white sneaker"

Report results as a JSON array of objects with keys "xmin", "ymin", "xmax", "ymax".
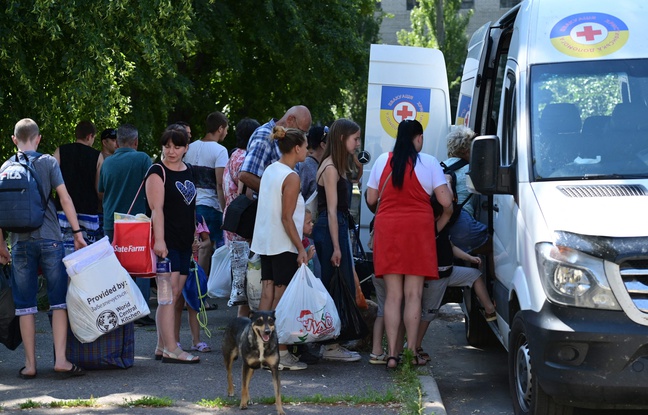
[
  {"xmin": 320, "ymin": 344, "xmax": 361, "ymax": 362},
  {"xmin": 278, "ymin": 352, "xmax": 307, "ymax": 371}
]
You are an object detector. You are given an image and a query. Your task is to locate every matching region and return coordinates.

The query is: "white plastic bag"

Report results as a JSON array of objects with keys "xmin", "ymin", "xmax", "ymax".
[
  {"xmin": 246, "ymin": 254, "xmax": 262, "ymax": 311},
  {"xmin": 275, "ymin": 264, "xmax": 340, "ymax": 344},
  {"xmin": 65, "ymin": 239, "xmax": 150, "ymax": 343},
  {"xmin": 208, "ymin": 245, "xmax": 231, "ymax": 298}
]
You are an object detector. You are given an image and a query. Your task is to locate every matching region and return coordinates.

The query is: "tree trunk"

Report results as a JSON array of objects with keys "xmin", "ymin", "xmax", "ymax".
[{"xmin": 435, "ymin": 0, "xmax": 445, "ymax": 48}]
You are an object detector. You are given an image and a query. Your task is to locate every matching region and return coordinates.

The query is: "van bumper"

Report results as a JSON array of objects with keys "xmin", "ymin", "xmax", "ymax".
[{"xmin": 523, "ymin": 303, "xmax": 648, "ymax": 409}]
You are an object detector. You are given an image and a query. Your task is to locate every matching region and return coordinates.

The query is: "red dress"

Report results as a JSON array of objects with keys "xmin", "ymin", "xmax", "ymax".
[{"xmin": 373, "ymin": 154, "xmax": 438, "ymax": 279}]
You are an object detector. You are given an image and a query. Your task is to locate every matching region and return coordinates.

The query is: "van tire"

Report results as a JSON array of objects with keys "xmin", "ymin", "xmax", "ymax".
[
  {"xmin": 509, "ymin": 313, "xmax": 574, "ymax": 415},
  {"xmin": 464, "ymin": 288, "xmax": 495, "ymax": 347}
]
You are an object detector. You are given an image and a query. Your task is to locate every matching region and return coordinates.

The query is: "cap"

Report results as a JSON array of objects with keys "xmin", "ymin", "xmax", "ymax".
[{"xmin": 101, "ymin": 128, "xmax": 117, "ymax": 140}]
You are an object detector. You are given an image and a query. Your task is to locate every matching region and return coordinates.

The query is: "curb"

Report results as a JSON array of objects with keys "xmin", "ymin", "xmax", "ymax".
[{"xmin": 420, "ymin": 374, "xmax": 447, "ymax": 415}]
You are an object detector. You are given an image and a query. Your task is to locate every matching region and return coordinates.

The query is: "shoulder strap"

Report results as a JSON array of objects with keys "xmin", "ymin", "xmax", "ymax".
[
  {"xmin": 17, "ymin": 152, "xmax": 49, "ymax": 207},
  {"xmin": 316, "ymin": 163, "xmax": 337, "ymax": 184},
  {"xmin": 375, "ymin": 171, "xmax": 392, "ymax": 214},
  {"xmin": 128, "ymin": 163, "xmax": 165, "ymax": 215}
]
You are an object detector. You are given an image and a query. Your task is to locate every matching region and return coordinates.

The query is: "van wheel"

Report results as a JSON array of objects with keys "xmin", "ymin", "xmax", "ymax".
[
  {"xmin": 509, "ymin": 313, "xmax": 573, "ymax": 415},
  {"xmin": 463, "ymin": 288, "xmax": 495, "ymax": 347}
]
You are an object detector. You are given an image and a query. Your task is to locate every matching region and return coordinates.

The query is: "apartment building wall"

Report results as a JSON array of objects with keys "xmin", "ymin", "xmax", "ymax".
[{"xmin": 377, "ymin": 0, "xmax": 520, "ymax": 45}]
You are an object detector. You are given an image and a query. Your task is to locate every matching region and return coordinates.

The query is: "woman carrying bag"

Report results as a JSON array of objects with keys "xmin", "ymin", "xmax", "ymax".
[
  {"xmin": 251, "ymin": 126, "xmax": 310, "ymax": 371},
  {"xmin": 366, "ymin": 119, "xmax": 453, "ymax": 369}
]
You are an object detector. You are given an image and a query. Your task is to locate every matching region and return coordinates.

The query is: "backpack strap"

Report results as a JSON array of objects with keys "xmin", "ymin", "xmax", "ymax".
[{"xmin": 16, "ymin": 152, "xmax": 50, "ymax": 209}]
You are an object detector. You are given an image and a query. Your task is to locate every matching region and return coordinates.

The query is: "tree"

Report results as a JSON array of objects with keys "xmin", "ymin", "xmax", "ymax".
[
  {"xmin": 396, "ymin": 0, "xmax": 472, "ymax": 117},
  {"xmin": 0, "ymin": 0, "xmax": 380, "ymax": 160}
]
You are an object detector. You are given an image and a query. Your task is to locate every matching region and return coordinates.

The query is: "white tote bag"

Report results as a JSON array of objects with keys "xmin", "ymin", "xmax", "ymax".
[
  {"xmin": 275, "ymin": 264, "xmax": 340, "ymax": 344},
  {"xmin": 65, "ymin": 238, "xmax": 150, "ymax": 343},
  {"xmin": 208, "ymin": 245, "xmax": 231, "ymax": 298}
]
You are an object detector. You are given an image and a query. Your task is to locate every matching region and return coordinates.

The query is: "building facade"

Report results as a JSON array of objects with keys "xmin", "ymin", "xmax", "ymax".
[{"xmin": 377, "ymin": 0, "xmax": 521, "ymax": 45}]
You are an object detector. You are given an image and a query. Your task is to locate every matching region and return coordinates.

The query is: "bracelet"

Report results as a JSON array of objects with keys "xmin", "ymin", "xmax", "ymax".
[{"xmin": 72, "ymin": 229, "xmax": 83, "ymax": 234}]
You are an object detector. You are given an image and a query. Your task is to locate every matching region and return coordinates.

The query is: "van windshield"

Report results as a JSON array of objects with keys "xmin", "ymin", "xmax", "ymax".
[{"xmin": 530, "ymin": 59, "xmax": 648, "ymax": 180}]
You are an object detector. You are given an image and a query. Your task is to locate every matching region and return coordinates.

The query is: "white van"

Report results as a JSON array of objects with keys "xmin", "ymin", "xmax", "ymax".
[
  {"xmin": 460, "ymin": 0, "xmax": 648, "ymax": 414},
  {"xmin": 359, "ymin": 44, "xmax": 451, "ymax": 243}
]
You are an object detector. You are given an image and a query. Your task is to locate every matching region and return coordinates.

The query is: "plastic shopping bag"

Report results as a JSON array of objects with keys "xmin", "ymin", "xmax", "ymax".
[
  {"xmin": 208, "ymin": 245, "xmax": 231, "ymax": 298},
  {"xmin": 65, "ymin": 238, "xmax": 150, "ymax": 343},
  {"xmin": 246, "ymin": 253, "xmax": 262, "ymax": 311},
  {"xmin": 184, "ymin": 260, "xmax": 209, "ymax": 312},
  {"xmin": 329, "ymin": 266, "xmax": 369, "ymax": 342},
  {"xmin": 275, "ymin": 264, "xmax": 340, "ymax": 344}
]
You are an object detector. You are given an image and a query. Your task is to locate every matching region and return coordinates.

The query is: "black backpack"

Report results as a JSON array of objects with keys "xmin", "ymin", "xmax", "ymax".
[
  {"xmin": 432, "ymin": 159, "xmax": 471, "ymax": 226},
  {"xmin": 0, "ymin": 152, "xmax": 49, "ymax": 233}
]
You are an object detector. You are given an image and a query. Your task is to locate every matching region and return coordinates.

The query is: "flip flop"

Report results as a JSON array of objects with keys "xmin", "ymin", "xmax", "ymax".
[
  {"xmin": 18, "ymin": 367, "xmax": 36, "ymax": 380},
  {"xmin": 162, "ymin": 348, "xmax": 200, "ymax": 364},
  {"xmin": 54, "ymin": 363, "xmax": 85, "ymax": 378}
]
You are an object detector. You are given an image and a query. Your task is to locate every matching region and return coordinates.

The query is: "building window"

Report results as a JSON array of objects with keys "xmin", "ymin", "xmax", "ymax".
[
  {"xmin": 500, "ymin": 0, "xmax": 521, "ymax": 7},
  {"xmin": 406, "ymin": 0, "xmax": 419, "ymax": 11},
  {"xmin": 461, "ymin": 0, "xmax": 474, "ymax": 9}
]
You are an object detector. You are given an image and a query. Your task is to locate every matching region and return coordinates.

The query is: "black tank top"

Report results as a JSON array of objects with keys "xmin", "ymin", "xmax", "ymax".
[
  {"xmin": 316, "ymin": 165, "xmax": 349, "ymax": 213},
  {"xmin": 55, "ymin": 142, "xmax": 100, "ymax": 214},
  {"xmin": 436, "ymin": 226, "xmax": 454, "ymax": 278}
]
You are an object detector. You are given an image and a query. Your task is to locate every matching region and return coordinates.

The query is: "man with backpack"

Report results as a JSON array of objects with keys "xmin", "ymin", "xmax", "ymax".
[{"xmin": 0, "ymin": 118, "xmax": 87, "ymax": 379}]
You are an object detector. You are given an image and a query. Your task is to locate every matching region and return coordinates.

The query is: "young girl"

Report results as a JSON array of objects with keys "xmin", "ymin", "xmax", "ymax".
[
  {"xmin": 301, "ymin": 209, "xmax": 318, "ymax": 277},
  {"xmin": 313, "ymin": 118, "xmax": 362, "ymax": 362}
]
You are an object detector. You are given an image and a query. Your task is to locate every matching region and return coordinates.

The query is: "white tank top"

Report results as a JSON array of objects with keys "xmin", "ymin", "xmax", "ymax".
[{"xmin": 251, "ymin": 161, "xmax": 304, "ymax": 255}]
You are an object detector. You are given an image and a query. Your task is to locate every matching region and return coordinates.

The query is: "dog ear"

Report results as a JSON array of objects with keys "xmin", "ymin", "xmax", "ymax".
[{"xmin": 270, "ymin": 310, "xmax": 276, "ymax": 319}]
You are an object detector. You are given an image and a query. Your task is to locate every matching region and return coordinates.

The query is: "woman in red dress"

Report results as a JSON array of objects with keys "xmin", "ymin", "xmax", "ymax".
[{"xmin": 366, "ymin": 120, "xmax": 453, "ymax": 369}]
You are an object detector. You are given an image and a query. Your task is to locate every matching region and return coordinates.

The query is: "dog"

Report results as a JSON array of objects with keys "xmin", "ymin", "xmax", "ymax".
[{"xmin": 222, "ymin": 310, "xmax": 284, "ymax": 415}]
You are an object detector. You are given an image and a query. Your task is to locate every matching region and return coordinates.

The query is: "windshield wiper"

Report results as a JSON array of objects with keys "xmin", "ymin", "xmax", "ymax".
[{"xmin": 583, "ymin": 173, "xmax": 648, "ymax": 179}]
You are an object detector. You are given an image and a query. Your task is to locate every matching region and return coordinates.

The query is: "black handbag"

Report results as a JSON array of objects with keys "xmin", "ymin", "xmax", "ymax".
[
  {"xmin": 221, "ymin": 193, "xmax": 257, "ymax": 240},
  {"xmin": 0, "ymin": 264, "xmax": 22, "ymax": 350},
  {"xmin": 328, "ymin": 267, "xmax": 369, "ymax": 343}
]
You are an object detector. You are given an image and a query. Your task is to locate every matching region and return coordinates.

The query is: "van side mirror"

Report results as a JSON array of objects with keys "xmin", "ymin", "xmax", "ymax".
[{"xmin": 468, "ymin": 135, "xmax": 515, "ymax": 195}]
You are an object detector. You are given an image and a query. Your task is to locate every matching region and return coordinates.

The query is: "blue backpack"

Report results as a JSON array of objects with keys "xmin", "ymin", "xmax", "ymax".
[{"xmin": 0, "ymin": 152, "xmax": 49, "ymax": 233}]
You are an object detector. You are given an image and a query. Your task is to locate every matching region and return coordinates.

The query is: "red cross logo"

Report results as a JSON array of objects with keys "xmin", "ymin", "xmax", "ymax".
[
  {"xmin": 576, "ymin": 25, "xmax": 602, "ymax": 42},
  {"xmin": 396, "ymin": 105, "xmax": 413, "ymax": 121}
]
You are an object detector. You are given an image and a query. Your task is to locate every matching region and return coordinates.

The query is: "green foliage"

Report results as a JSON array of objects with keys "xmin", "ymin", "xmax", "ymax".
[
  {"xmin": 397, "ymin": 0, "xmax": 472, "ymax": 115},
  {"xmin": 0, "ymin": 1, "xmax": 380, "ymax": 161},
  {"xmin": 122, "ymin": 396, "xmax": 173, "ymax": 407}
]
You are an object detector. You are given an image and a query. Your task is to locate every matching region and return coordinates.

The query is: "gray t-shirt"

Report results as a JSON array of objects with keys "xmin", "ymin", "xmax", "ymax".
[{"xmin": 2, "ymin": 151, "xmax": 64, "ymax": 245}]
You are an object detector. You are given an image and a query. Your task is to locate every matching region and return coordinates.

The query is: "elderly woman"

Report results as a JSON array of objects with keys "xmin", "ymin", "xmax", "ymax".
[{"xmin": 443, "ymin": 126, "xmax": 489, "ymax": 253}]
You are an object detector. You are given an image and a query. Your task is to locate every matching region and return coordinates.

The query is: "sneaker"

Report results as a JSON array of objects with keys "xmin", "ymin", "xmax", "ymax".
[
  {"xmin": 135, "ymin": 316, "xmax": 156, "ymax": 327},
  {"xmin": 320, "ymin": 344, "xmax": 361, "ymax": 362},
  {"xmin": 278, "ymin": 352, "xmax": 308, "ymax": 371},
  {"xmin": 290, "ymin": 345, "xmax": 320, "ymax": 364}
]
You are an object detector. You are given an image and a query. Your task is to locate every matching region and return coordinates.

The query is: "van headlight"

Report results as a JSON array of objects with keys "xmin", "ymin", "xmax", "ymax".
[{"xmin": 536, "ymin": 243, "xmax": 620, "ymax": 310}]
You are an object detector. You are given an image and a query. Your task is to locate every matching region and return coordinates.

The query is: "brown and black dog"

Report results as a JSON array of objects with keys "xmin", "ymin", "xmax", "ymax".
[{"xmin": 222, "ymin": 310, "xmax": 284, "ymax": 415}]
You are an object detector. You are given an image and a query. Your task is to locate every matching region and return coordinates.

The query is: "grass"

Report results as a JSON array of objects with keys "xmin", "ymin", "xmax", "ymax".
[
  {"xmin": 394, "ymin": 349, "xmax": 427, "ymax": 415},
  {"xmin": 19, "ymin": 400, "xmax": 41, "ymax": 409},
  {"xmin": 122, "ymin": 396, "xmax": 174, "ymax": 407},
  {"xmin": 49, "ymin": 397, "xmax": 98, "ymax": 408}
]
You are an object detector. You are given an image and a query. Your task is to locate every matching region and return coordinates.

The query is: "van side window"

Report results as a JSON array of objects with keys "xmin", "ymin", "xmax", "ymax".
[{"xmin": 501, "ymin": 71, "xmax": 517, "ymax": 166}]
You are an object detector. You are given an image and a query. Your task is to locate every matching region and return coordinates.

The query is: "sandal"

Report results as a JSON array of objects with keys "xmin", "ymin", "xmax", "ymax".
[
  {"xmin": 161, "ymin": 348, "xmax": 200, "ymax": 364},
  {"xmin": 369, "ymin": 352, "xmax": 388, "ymax": 364},
  {"xmin": 386, "ymin": 356, "xmax": 399, "ymax": 370},
  {"xmin": 18, "ymin": 367, "xmax": 37, "ymax": 380},
  {"xmin": 203, "ymin": 302, "xmax": 218, "ymax": 311},
  {"xmin": 154, "ymin": 346, "xmax": 164, "ymax": 361},
  {"xmin": 54, "ymin": 363, "xmax": 86, "ymax": 377},
  {"xmin": 411, "ymin": 355, "xmax": 428, "ymax": 366},
  {"xmin": 415, "ymin": 347, "xmax": 431, "ymax": 362},
  {"xmin": 191, "ymin": 342, "xmax": 212, "ymax": 353},
  {"xmin": 484, "ymin": 310, "xmax": 497, "ymax": 322}
]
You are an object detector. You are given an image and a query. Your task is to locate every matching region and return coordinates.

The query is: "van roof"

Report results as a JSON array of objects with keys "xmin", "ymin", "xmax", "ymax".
[{"xmin": 515, "ymin": 0, "xmax": 645, "ymax": 65}]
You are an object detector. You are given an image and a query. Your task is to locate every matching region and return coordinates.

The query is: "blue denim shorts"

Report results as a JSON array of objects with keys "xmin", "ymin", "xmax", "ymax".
[
  {"xmin": 11, "ymin": 239, "xmax": 67, "ymax": 315},
  {"xmin": 196, "ymin": 205, "xmax": 224, "ymax": 248},
  {"xmin": 448, "ymin": 209, "xmax": 489, "ymax": 253}
]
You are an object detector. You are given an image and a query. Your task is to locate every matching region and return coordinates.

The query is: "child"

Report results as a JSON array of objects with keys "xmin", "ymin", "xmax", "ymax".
[
  {"xmin": 183, "ymin": 213, "xmax": 212, "ymax": 353},
  {"xmin": 301, "ymin": 209, "xmax": 319, "ymax": 278},
  {"xmin": 0, "ymin": 118, "xmax": 87, "ymax": 378}
]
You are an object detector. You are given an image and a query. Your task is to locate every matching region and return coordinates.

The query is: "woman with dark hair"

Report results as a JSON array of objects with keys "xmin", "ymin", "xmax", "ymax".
[
  {"xmin": 313, "ymin": 118, "xmax": 362, "ymax": 363},
  {"xmin": 146, "ymin": 128, "xmax": 200, "ymax": 363},
  {"xmin": 251, "ymin": 126, "xmax": 310, "ymax": 370},
  {"xmin": 366, "ymin": 119, "xmax": 453, "ymax": 369},
  {"xmin": 222, "ymin": 117, "xmax": 260, "ymax": 317}
]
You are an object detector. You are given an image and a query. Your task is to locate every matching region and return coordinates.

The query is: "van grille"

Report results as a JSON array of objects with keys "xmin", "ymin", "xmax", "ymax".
[
  {"xmin": 558, "ymin": 184, "xmax": 648, "ymax": 198},
  {"xmin": 620, "ymin": 259, "xmax": 648, "ymax": 313}
]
